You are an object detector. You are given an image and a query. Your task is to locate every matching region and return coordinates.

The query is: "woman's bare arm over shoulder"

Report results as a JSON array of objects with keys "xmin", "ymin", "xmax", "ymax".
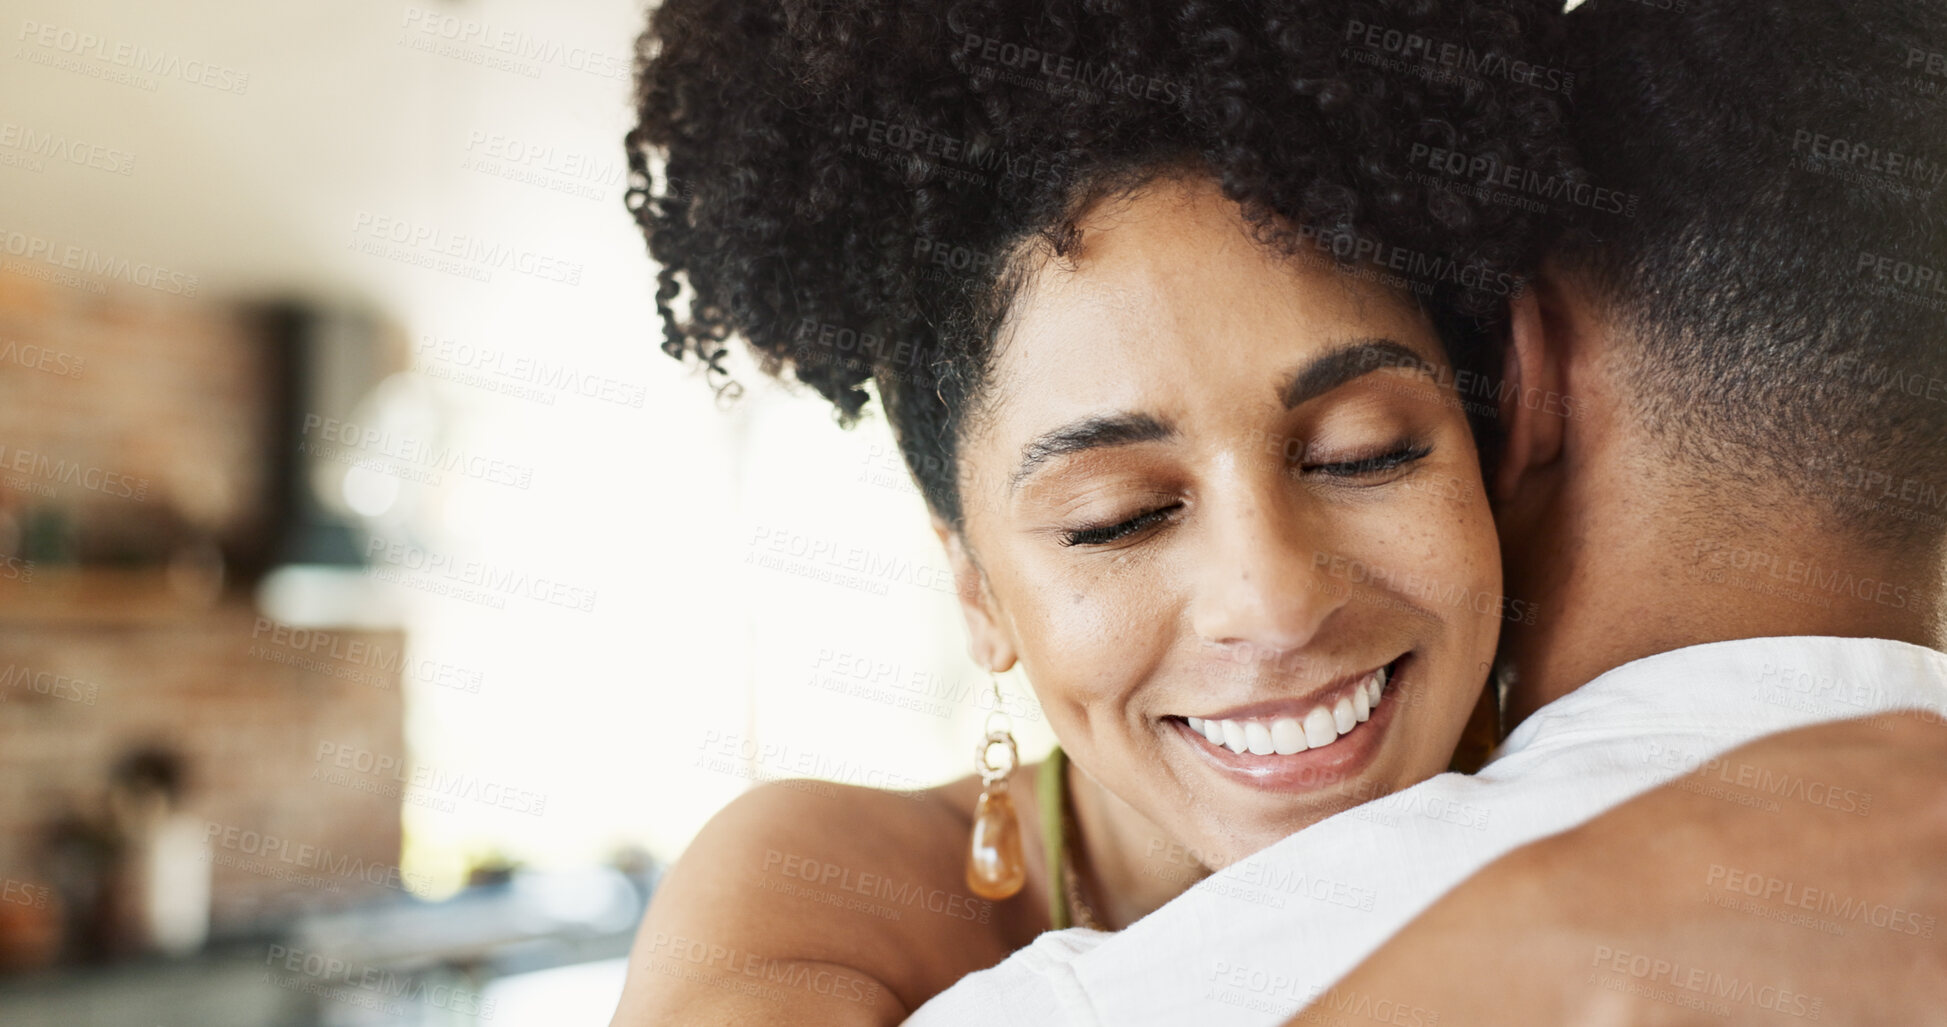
[{"xmin": 608, "ymin": 779, "xmax": 1022, "ymax": 1026}]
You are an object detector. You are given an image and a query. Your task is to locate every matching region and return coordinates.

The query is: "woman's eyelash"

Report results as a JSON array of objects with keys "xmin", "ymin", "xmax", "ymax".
[
  {"xmin": 1056, "ymin": 443, "xmax": 1428, "ymax": 547},
  {"xmin": 1059, "ymin": 503, "xmax": 1181, "ymax": 547},
  {"xmin": 1304, "ymin": 442, "xmax": 1433, "ymax": 477}
]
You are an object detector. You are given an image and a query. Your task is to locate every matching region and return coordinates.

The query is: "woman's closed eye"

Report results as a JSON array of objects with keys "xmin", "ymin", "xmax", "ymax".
[
  {"xmin": 1302, "ymin": 441, "xmax": 1432, "ymax": 480},
  {"xmin": 1058, "ymin": 503, "xmax": 1183, "ymax": 547},
  {"xmin": 1055, "ymin": 442, "xmax": 1432, "ymax": 547}
]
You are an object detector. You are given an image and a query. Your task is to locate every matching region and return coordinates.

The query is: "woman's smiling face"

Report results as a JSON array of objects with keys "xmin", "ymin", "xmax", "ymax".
[{"xmin": 945, "ymin": 174, "xmax": 1503, "ymax": 865}]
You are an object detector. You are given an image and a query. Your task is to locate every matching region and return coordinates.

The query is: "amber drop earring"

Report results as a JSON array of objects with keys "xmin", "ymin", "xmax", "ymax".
[{"xmin": 965, "ymin": 674, "xmax": 1026, "ymax": 900}]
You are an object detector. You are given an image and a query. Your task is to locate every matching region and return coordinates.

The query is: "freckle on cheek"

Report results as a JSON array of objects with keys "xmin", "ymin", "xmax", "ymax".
[{"xmin": 1072, "ymin": 592, "xmax": 1085, "ymax": 604}]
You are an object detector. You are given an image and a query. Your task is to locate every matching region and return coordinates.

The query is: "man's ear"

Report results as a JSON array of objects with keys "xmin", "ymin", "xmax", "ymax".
[
  {"xmin": 931, "ymin": 515, "xmax": 1017, "ymax": 673},
  {"xmin": 1493, "ymin": 275, "xmax": 1568, "ymax": 505}
]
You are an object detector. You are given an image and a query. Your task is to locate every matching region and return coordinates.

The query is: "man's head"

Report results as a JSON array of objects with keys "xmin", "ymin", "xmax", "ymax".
[
  {"xmin": 1561, "ymin": 0, "xmax": 1947, "ymax": 540},
  {"xmin": 1493, "ymin": 0, "xmax": 1947, "ymax": 717}
]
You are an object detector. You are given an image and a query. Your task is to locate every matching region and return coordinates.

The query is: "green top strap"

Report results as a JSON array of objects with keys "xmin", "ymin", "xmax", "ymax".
[{"xmin": 1037, "ymin": 744, "xmax": 1070, "ymax": 930}]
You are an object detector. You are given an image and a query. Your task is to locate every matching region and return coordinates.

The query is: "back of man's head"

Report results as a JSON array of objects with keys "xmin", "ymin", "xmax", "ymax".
[{"xmin": 1562, "ymin": 0, "xmax": 1947, "ymax": 549}]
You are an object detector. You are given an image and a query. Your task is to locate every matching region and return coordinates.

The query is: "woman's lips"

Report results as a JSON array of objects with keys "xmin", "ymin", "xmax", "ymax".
[{"xmin": 1168, "ymin": 657, "xmax": 1407, "ymax": 791}]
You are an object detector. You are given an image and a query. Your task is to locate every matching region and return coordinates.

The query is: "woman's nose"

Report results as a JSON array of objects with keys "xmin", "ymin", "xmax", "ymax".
[{"xmin": 1187, "ymin": 484, "xmax": 1344, "ymax": 656}]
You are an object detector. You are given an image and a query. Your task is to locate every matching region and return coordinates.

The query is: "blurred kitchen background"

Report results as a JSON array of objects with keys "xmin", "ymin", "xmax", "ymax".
[{"xmin": 0, "ymin": 0, "xmax": 1052, "ymax": 1023}]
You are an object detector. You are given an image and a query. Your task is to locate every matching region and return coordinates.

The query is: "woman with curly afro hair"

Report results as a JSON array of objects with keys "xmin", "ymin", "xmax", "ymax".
[{"xmin": 613, "ymin": 0, "xmax": 1582, "ymax": 1021}]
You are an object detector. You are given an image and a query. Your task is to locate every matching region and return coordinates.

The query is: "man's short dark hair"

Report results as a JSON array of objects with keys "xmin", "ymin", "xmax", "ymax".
[{"xmin": 1562, "ymin": 0, "xmax": 1947, "ymax": 545}]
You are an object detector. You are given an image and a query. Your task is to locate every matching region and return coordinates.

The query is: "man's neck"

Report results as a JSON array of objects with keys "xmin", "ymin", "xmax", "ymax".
[{"xmin": 1501, "ymin": 465, "xmax": 1947, "ymax": 729}]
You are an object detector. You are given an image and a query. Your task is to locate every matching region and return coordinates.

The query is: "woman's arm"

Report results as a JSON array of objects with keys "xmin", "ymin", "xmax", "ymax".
[
  {"xmin": 608, "ymin": 780, "xmax": 1012, "ymax": 1026},
  {"xmin": 1292, "ymin": 711, "xmax": 1947, "ymax": 1025}
]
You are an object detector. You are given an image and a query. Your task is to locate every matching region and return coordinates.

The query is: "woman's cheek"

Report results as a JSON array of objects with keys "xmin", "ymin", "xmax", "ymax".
[
  {"xmin": 1411, "ymin": 460, "xmax": 1504, "ymax": 692},
  {"xmin": 1439, "ymin": 457, "xmax": 1504, "ymax": 608},
  {"xmin": 1015, "ymin": 559, "xmax": 1167, "ymax": 701}
]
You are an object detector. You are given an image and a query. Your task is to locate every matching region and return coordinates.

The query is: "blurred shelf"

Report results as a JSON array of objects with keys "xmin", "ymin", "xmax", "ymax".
[
  {"xmin": 0, "ymin": 568, "xmax": 227, "ymax": 627},
  {"xmin": 0, "ymin": 943, "xmax": 312, "ymax": 1027}
]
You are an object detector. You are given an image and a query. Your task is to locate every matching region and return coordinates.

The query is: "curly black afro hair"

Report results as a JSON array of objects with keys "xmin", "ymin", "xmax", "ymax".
[{"xmin": 626, "ymin": 0, "xmax": 1583, "ymax": 528}]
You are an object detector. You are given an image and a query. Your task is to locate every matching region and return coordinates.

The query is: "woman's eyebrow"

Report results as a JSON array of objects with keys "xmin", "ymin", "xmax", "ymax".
[
  {"xmin": 1008, "ymin": 412, "xmax": 1175, "ymax": 493},
  {"xmin": 1279, "ymin": 338, "xmax": 1437, "ymax": 410}
]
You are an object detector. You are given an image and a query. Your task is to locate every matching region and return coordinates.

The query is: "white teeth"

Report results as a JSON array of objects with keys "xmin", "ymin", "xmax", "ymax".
[
  {"xmin": 1271, "ymin": 717, "xmax": 1307, "ymax": 755},
  {"xmin": 1303, "ymin": 706, "xmax": 1338, "ymax": 748},
  {"xmin": 1244, "ymin": 721, "xmax": 1275, "ymax": 756},
  {"xmin": 1332, "ymin": 696, "xmax": 1356, "ymax": 734},
  {"xmin": 1186, "ymin": 666, "xmax": 1394, "ymax": 756}
]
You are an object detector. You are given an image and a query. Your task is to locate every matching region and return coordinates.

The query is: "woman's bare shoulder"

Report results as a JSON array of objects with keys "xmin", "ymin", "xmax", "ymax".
[
  {"xmin": 613, "ymin": 770, "xmax": 1048, "ymax": 1024},
  {"xmin": 699, "ymin": 776, "xmax": 980, "ymax": 899}
]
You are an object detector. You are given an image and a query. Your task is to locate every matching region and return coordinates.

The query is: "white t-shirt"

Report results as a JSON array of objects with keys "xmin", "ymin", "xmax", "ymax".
[{"xmin": 906, "ymin": 636, "xmax": 1947, "ymax": 1027}]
